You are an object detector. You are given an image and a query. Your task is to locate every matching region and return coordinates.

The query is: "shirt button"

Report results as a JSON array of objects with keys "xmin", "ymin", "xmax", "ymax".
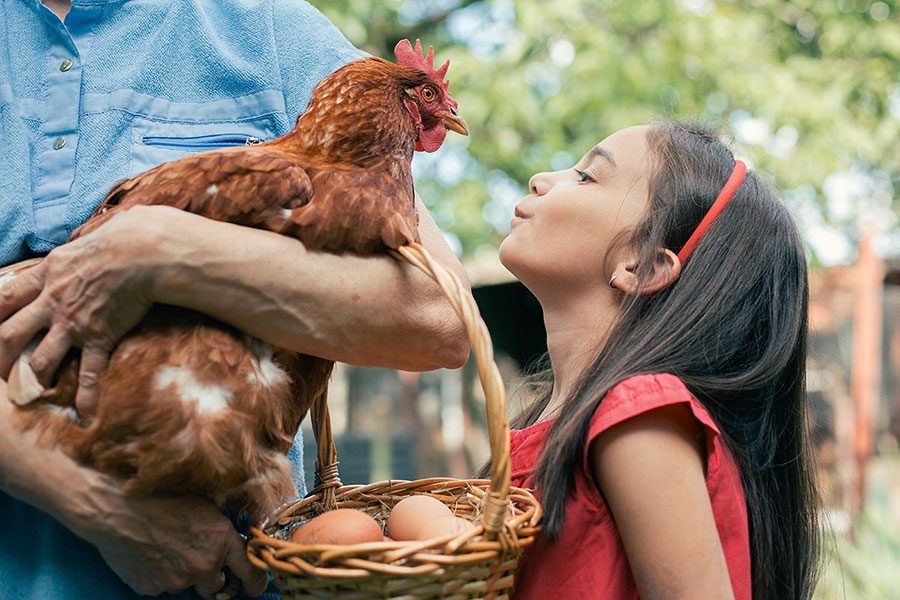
[
  {"xmin": 53, "ymin": 136, "xmax": 66, "ymax": 150},
  {"xmin": 59, "ymin": 59, "xmax": 73, "ymax": 72}
]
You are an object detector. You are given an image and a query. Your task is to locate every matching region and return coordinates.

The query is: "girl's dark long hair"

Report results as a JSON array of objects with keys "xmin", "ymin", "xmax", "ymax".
[{"xmin": 498, "ymin": 121, "xmax": 820, "ymax": 599}]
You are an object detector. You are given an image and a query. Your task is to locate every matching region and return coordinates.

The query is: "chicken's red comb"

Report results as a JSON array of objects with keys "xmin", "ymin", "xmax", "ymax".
[{"xmin": 394, "ymin": 39, "xmax": 456, "ymax": 107}]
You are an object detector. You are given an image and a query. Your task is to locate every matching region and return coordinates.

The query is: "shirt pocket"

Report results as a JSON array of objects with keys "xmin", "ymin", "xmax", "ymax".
[{"xmin": 128, "ymin": 117, "xmax": 279, "ymax": 178}]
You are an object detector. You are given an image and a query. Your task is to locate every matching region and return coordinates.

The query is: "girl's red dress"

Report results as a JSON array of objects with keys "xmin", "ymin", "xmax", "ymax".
[{"xmin": 510, "ymin": 373, "xmax": 751, "ymax": 599}]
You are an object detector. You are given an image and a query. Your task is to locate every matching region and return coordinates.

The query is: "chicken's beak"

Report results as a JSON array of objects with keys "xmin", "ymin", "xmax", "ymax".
[{"xmin": 442, "ymin": 111, "xmax": 469, "ymax": 136}]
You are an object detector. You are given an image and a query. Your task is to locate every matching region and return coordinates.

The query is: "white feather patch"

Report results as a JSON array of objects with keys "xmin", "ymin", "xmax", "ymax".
[
  {"xmin": 206, "ymin": 184, "xmax": 218, "ymax": 195},
  {"xmin": 45, "ymin": 403, "xmax": 78, "ymax": 422},
  {"xmin": 244, "ymin": 338, "xmax": 288, "ymax": 388},
  {"xmin": 247, "ymin": 356, "xmax": 288, "ymax": 388},
  {"xmin": 155, "ymin": 366, "xmax": 232, "ymax": 415}
]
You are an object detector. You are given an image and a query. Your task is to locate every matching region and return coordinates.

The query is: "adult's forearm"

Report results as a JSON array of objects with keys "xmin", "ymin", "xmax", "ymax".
[
  {"xmin": 0, "ymin": 378, "xmax": 98, "ymax": 531},
  {"xmin": 147, "ymin": 206, "xmax": 470, "ymax": 371}
]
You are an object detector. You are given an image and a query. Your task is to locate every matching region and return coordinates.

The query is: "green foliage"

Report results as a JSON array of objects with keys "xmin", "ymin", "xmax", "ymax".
[{"xmin": 309, "ymin": 0, "xmax": 900, "ymax": 261}]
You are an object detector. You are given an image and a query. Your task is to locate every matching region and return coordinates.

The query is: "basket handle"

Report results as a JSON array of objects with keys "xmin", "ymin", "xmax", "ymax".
[
  {"xmin": 309, "ymin": 388, "xmax": 340, "ymax": 510},
  {"xmin": 308, "ymin": 242, "xmax": 511, "ymax": 540},
  {"xmin": 392, "ymin": 244, "xmax": 511, "ymax": 540}
]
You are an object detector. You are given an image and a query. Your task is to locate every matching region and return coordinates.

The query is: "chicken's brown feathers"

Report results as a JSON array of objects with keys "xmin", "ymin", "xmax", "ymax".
[
  {"xmin": 275, "ymin": 58, "xmax": 430, "ymax": 165},
  {"xmin": 74, "ymin": 147, "xmax": 314, "ymax": 240},
  {"xmin": 15, "ymin": 306, "xmax": 310, "ymax": 521},
  {"xmin": 286, "ymin": 159, "xmax": 418, "ymax": 252}
]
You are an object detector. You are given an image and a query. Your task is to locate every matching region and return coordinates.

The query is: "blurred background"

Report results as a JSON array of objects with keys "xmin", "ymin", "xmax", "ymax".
[{"xmin": 301, "ymin": 1, "xmax": 900, "ymax": 596}]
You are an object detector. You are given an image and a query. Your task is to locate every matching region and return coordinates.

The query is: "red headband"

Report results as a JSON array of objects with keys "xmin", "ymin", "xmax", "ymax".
[{"xmin": 676, "ymin": 159, "xmax": 747, "ymax": 263}]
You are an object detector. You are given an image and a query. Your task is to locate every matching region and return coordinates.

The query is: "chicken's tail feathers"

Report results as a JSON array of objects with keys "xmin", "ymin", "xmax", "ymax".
[
  {"xmin": 270, "ymin": 350, "xmax": 333, "ymax": 430},
  {"xmin": 219, "ymin": 453, "xmax": 299, "ymax": 525}
]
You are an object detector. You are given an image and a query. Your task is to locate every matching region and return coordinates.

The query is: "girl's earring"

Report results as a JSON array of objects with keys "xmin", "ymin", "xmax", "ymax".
[{"xmin": 609, "ymin": 274, "xmax": 618, "ymax": 289}]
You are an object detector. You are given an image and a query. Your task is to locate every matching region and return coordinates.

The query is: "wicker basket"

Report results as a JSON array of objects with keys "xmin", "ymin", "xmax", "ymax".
[{"xmin": 247, "ymin": 243, "xmax": 542, "ymax": 599}]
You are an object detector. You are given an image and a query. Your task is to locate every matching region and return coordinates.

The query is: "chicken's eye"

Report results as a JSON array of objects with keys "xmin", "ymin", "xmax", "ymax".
[{"xmin": 422, "ymin": 87, "xmax": 435, "ymax": 101}]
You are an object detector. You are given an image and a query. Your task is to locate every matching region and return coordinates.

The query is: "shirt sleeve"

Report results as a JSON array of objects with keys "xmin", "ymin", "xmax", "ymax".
[
  {"xmin": 271, "ymin": 0, "xmax": 368, "ymax": 120},
  {"xmin": 581, "ymin": 373, "xmax": 723, "ymax": 479}
]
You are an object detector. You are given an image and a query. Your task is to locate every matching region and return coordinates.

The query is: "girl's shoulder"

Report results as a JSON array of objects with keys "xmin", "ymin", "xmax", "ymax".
[
  {"xmin": 588, "ymin": 373, "xmax": 719, "ymax": 439},
  {"xmin": 582, "ymin": 374, "xmax": 744, "ymax": 508},
  {"xmin": 580, "ymin": 374, "xmax": 752, "ymax": 600}
]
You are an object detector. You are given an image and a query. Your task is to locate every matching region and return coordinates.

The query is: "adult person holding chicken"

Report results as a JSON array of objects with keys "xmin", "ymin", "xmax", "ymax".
[{"xmin": 0, "ymin": 1, "xmax": 469, "ymax": 599}]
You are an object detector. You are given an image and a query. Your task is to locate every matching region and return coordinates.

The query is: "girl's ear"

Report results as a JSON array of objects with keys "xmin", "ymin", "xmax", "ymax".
[{"xmin": 610, "ymin": 248, "xmax": 681, "ymax": 295}]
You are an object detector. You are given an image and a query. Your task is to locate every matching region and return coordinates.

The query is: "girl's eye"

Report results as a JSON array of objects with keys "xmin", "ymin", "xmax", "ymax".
[
  {"xmin": 575, "ymin": 169, "xmax": 594, "ymax": 183},
  {"xmin": 422, "ymin": 87, "xmax": 435, "ymax": 101}
]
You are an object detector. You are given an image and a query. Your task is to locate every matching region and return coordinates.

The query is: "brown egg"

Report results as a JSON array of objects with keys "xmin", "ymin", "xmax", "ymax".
[
  {"xmin": 387, "ymin": 495, "xmax": 476, "ymax": 541},
  {"xmin": 290, "ymin": 508, "xmax": 383, "ymax": 545}
]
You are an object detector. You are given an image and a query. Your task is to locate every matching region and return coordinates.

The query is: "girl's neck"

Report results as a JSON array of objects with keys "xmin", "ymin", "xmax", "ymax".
[{"xmin": 535, "ymin": 287, "xmax": 620, "ymax": 423}]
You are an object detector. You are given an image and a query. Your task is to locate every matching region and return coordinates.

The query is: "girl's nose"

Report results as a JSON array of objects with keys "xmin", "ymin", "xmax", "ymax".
[{"xmin": 529, "ymin": 172, "xmax": 551, "ymax": 196}]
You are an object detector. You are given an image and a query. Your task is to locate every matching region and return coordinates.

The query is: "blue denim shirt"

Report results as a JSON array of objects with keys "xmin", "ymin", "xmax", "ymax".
[
  {"xmin": 0, "ymin": 0, "xmax": 364, "ymax": 263},
  {"xmin": 0, "ymin": 0, "xmax": 363, "ymax": 597}
]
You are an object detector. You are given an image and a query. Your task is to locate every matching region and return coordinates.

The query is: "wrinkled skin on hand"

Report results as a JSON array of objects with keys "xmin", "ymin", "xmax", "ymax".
[
  {"xmin": 0, "ymin": 207, "xmax": 158, "ymax": 416},
  {"xmin": 75, "ymin": 479, "xmax": 268, "ymax": 598}
]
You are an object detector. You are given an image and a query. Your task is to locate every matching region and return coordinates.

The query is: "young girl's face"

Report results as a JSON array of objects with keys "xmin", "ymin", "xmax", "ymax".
[{"xmin": 499, "ymin": 125, "xmax": 653, "ymax": 297}]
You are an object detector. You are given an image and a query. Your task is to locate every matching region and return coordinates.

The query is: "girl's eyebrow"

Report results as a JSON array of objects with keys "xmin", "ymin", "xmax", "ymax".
[{"xmin": 587, "ymin": 145, "xmax": 617, "ymax": 168}]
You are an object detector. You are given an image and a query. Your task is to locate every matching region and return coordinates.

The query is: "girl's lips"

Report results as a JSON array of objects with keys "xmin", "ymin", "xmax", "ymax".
[{"xmin": 510, "ymin": 209, "xmax": 528, "ymax": 228}]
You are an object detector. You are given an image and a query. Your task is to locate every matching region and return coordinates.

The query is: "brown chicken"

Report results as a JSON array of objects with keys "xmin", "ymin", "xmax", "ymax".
[{"xmin": 10, "ymin": 39, "xmax": 467, "ymax": 524}]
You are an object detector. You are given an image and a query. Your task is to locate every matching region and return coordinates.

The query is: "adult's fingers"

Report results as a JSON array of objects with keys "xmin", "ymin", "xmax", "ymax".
[
  {"xmin": 0, "ymin": 263, "xmax": 43, "ymax": 323},
  {"xmin": 221, "ymin": 534, "xmax": 268, "ymax": 598},
  {"xmin": 0, "ymin": 302, "xmax": 48, "ymax": 378},
  {"xmin": 74, "ymin": 345, "xmax": 109, "ymax": 417},
  {"xmin": 192, "ymin": 569, "xmax": 226, "ymax": 600},
  {"xmin": 27, "ymin": 325, "xmax": 71, "ymax": 386}
]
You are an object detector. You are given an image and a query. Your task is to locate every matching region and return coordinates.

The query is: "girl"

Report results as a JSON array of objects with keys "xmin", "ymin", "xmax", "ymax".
[{"xmin": 497, "ymin": 121, "xmax": 820, "ymax": 599}]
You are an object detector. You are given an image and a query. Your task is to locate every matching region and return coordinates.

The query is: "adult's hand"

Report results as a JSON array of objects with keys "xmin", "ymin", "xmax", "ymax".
[
  {"xmin": 76, "ymin": 488, "xmax": 269, "ymax": 599},
  {"xmin": 0, "ymin": 207, "xmax": 157, "ymax": 415},
  {"xmin": 0, "ymin": 377, "xmax": 268, "ymax": 599}
]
